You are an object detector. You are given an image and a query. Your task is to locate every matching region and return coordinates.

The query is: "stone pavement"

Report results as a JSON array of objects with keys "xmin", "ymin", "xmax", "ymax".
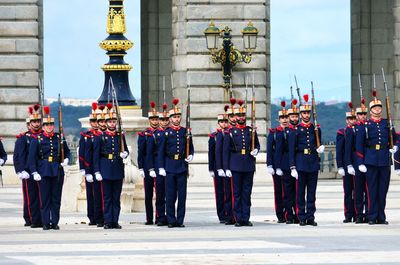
[{"xmin": 1, "ymin": 180, "xmax": 400, "ymax": 265}]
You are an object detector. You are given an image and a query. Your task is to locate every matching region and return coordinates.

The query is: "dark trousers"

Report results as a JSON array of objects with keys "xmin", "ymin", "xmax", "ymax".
[
  {"xmin": 365, "ymin": 165, "xmax": 391, "ymax": 222},
  {"xmin": 155, "ymin": 173, "xmax": 167, "ymax": 224},
  {"xmin": 86, "ymin": 179, "xmax": 104, "ymax": 224},
  {"xmin": 165, "ymin": 171, "xmax": 187, "ymax": 225},
  {"xmin": 102, "ymin": 179, "xmax": 123, "ymax": 225},
  {"xmin": 22, "ymin": 178, "xmax": 42, "ymax": 225},
  {"xmin": 232, "ymin": 171, "xmax": 254, "ymax": 223},
  {"xmin": 282, "ymin": 170, "xmax": 296, "ymax": 221},
  {"xmin": 224, "ymin": 177, "xmax": 233, "ymax": 222},
  {"xmin": 343, "ymin": 172, "xmax": 355, "ymax": 219},
  {"xmin": 296, "ymin": 171, "xmax": 318, "ymax": 222},
  {"xmin": 144, "ymin": 174, "xmax": 156, "ymax": 222},
  {"xmin": 272, "ymin": 173, "xmax": 284, "ymax": 220},
  {"xmin": 353, "ymin": 170, "xmax": 368, "ymax": 219},
  {"xmin": 213, "ymin": 173, "xmax": 225, "ymax": 221},
  {"xmin": 38, "ymin": 175, "xmax": 64, "ymax": 226}
]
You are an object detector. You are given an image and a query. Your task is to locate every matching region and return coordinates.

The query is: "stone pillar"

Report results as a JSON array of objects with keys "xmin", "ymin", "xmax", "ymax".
[
  {"xmin": 393, "ymin": 0, "xmax": 400, "ymax": 130},
  {"xmin": 171, "ymin": 0, "xmax": 270, "ymax": 166},
  {"xmin": 0, "ymin": 0, "xmax": 42, "ymax": 184}
]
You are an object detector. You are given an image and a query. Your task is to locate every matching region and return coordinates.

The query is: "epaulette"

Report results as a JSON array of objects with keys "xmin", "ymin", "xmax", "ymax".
[
  {"xmin": 137, "ymin": 131, "xmax": 145, "ymax": 136},
  {"xmin": 16, "ymin": 133, "xmax": 24, "ymax": 138},
  {"xmin": 268, "ymin": 128, "xmax": 275, "ymax": 133},
  {"xmin": 208, "ymin": 132, "xmax": 217, "ymax": 138},
  {"xmin": 317, "ymin": 124, "xmax": 321, "ymax": 128},
  {"xmin": 145, "ymin": 132, "xmax": 153, "ymax": 137},
  {"xmin": 276, "ymin": 127, "xmax": 284, "ymax": 132},
  {"xmin": 337, "ymin": 129, "xmax": 344, "ymax": 135},
  {"xmin": 80, "ymin": 132, "xmax": 87, "ymax": 137}
]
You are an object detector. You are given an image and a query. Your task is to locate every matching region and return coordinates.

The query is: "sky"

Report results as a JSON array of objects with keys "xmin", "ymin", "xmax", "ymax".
[{"xmin": 44, "ymin": 0, "xmax": 350, "ymax": 102}]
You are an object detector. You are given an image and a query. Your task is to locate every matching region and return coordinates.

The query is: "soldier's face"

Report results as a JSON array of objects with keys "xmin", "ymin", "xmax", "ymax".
[
  {"xmin": 300, "ymin": 111, "xmax": 311, "ymax": 123},
  {"xmin": 90, "ymin": 121, "xmax": 98, "ymax": 130},
  {"xmin": 43, "ymin": 123, "xmax": 54, "ymax": 133},
  {"xmin": 98, "ymin": 120, "xmax": 107, "ymax": 131},
  {"xmin": 106, "ymin": 119, "xmax": 117, "ymax": 131},
  {"xmin": 357, "ymin": 113, "xmax": 367, "ymax": 122},
  {"xmin": 160, "ymin": 118, "xmax": 169, "ymax": 128},
  {"xmin": 30, "ymin": 120, "xmax": 42, "ymax": 132},
  {"xmin": 236, "ymin": 114, "xmax": 246, "ymax": 125},
  {"xmin": 170, "ymin": 115, "xmax": 181, "ymax": 126},
  {"xmin": 370, "ymin": 106, "xmax": 382, "ymax": 117},
  {"xmin": 149, "ymin": 117, "xmax": 159, "ymax": 129},
  {"xmin": 218, "ymin": 120, "xmax": 228, "ymax": 129},
  {"xmin": 279, "ymin": 116, "xmax": 289, "ymax": 127},
  {"xmin": 346, "ymin": 117, "xmax": 356, "ymax": 126},
  {"xmin": 228, "ymin": 114, "xmax": 236, "ymax": 125},
  {"xmin": 289, "ymin": 114, "xmax": 299, "ymax": 125}
]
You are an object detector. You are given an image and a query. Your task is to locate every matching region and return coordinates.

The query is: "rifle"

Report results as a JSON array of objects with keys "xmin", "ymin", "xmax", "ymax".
[
  {"xmin": 186, "ymin": 79, "xmax": 192, "ymax": 159},
  {"xmin": 290, "ymin": 86, "xmax": 294, "ymax": 101},
  {"xmin": 38, "ymin": 78, "xmax": 45, "ymax": 117},
  {"xmin": 358, "ymin": 73, "xmax": 364, "ymax": 102},
  {"xmin": 381, "ymin": 68, "xmax": 394, "ymax": 148},
  {"xmin": 163, "ymin": 75, "xmax": 166, "ymax": 104},
  {"xmin": 311, "ymin": 82, "xmax": 321, "ymax": 148},
  {"xmin": 245, "ymin": 73, "xmax": 248, "ymax": 110},
  {"xmin": 110, "ymin": 78, "xmax": 125, "ymax": 152},
  {"xmin": 58, "ymin": 94, "xmax": 65, "ymax": 181},
  {"xmin": 251, "ymin": 71, "xmax": 256, "ymax": 150},
  {"xmin": 294, "ymin": 75, "xmax": 302, "ymax": 105}
]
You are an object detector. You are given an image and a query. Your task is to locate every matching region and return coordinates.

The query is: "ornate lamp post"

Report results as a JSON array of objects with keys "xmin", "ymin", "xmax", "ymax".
[
  {"xmin": 98, "ymin": 0, "xmax": 136, "ymax": 106},
  {"xmin": 204, "ymin": 21, "xmax": 258, "ymax": 89}
]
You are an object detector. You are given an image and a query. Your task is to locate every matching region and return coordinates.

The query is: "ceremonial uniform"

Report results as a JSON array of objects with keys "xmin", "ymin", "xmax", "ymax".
[{"xmin": 209, "ymin": 130, "xmax": 224, "ymax": 222}]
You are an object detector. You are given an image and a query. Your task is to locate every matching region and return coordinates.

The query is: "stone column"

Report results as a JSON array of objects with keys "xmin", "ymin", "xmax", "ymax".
[
  {"xmin": 171, "ymin": 0, "xmax": 270, "ymax": 178},
  {"xmin": 0, "ymin": 0, "xmax": 42, "ymax": 184},
  {"xmin": 393, "ymin": 0, "xmax": 400, "ymax": 130}
]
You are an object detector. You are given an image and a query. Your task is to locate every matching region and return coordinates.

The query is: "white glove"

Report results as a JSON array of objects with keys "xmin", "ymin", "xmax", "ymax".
[
  {"xmin": 389, "ymin": 146, "xmax": 399, "ymax": 154},
  {"xmin": 80, "ymin": 169, "xmax": 86, "ymax": 177},
  {"xmin": 185, "ymin": 154, "xmax": 193, "ymax": 163},
  {"xmin": 149, "ymin": 169, "xmax": 156, "ymax": 178},
  {"xmin": 61, "ymin": 158, "xmax": 69, "ymax": 167},
  {"xmin": 33, "ymin": 172, "xmax": 41, "ymax": 181},
  {"xmin": 358, "ymin": 164, "xmax": 367, "ymax": 173},
  {"xmin": 347, "ymin": 165, "xmax": 356, "ymax": 176},
  {"xmin": 291, "ymin": 168, "xmax": 298, "ymax": 179},
  {"xmin": 267, "ymin": 166, "xmax": 275, "ymax": 175},
  {"xmin": 85, "ymin": 174, "xmax": 94, "ymax": 183},
  {"xmin": 225, "ymin": 170, "xmax": 232, "ymax": 178},
  {"xmin": 276, "ymin": 168, "xmax": 283, "ymax": 176},
  {"xmin": 21, "ymin": 171, "xmax": 30, "ymax": 179},
  {"xmin": 159, "ymin": 168, "xmax": 166, "ymax": 177},
  {"xmin": 209, "ymin": 171, "xmax": 215, "ymax": 178},
  {"xmin": 95, "ymin": 172, "xmax": 103, "ymax": 181},
  {"xmin": 0, "ymin": 158, "xmax": 4, "ymax": 166},
  {"xmin": 396, "ymin": 169, "xmax": 400, "ymax": 176},
  {"xmin": 139, "ymin": 169, "xmax": 145, "ymax": 178},
  {"xmin": 250, "ymin": 149, "xmax": 259, "ymax": 157},
  {"xmin": 217, "ymin": 169, "xmax": 225, "ymax": 177},
  {"xmin": 120, "ymin": 151, "xmax": 129, "ymax": 159},
  {"xmin": 316, "ymin": 145, "xmax": 325, "ymax": 154},
  {"xmin": 337, "ymin": 167, "xmax": 345, "ymax": 176},
  {"xmin": 17, "ymin": 172, "xmax": 24, "ymax": 180}
]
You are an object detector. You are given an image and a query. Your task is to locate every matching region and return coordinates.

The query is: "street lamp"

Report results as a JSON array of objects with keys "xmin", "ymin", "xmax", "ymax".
[{"xmin": 204, "ymin": 21, "xmax": 258, "ymax": 88}]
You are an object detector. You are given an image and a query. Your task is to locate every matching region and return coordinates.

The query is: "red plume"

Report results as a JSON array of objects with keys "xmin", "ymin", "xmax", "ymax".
[
  {"xmin": 361, "ymin": 97, "xmax": 365, "ymax": 104},
  {"xmin": 348, "ymin": 102, "xmax": 353, "ymax": 109},
  {"xmin": 292, "ymin": 99, "xmax": 298, "ymax": 106},
  {"xmin": 150, "ymin": 101, "xmax": 156, "ymax": 108},
  {"xmin": 172, "ymin": 98, "xmax": 179, "ymax": 106},
  {"xmin": 230, "ymin": 98, "xmax": 236, "ymax": 105},
  {"xmin": 238, "ymin": 99, "xmax": 244, "ymax": 106},
  {"xmin": 303, "ymin": 94, "xmax": 309, "ymax": 103},
  {"xmin": 92, "ymin": 102, "xmax": 98, "ymax": 111},
  {"xmin": 162, "ymin": 103, "xmax": 168, "ymax": 110},
  {"xmin": 281, "ymin": 101, "xmax": 286, "ymax": 108},
  {"xmin": 372, "ymin": 89, "xmax": 377, "ymax": 97},
  {"xmin": 43, "ymin": 106, "xmax": 50, "ymax": 115},
  {"xmin": 28, "ymin": 106, "xmax": 33, "ymax": 114},
  {"xmin": 99, "ymin": 105, "xmax": 105, "ymax": 111},
  {"xmin": 106, "ymin": 103, "xmax": 113, "ymax": 110},
  {"xmin": 224, "ymin": 105, "xmax": 229, "ymax": 112},
  {"xmin": 33, "ymin": 104, "xmax": 40, "ymax": 111}
]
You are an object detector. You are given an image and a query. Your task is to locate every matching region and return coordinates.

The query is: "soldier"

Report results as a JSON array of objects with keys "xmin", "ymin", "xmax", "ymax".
[
  {"xmin": 336, "ymin": 103, "xmax": 356, "ymax": 223},
  {"xmin": 28, "ymin": 106, "xmax": 71, "ymax": 230},
  {"xmin": 288, "ymin": 94, "xmax": 325, "ymax": 226},
  {"xmin": 93, "ymin": 104, "xmax": 129, "ymax": 229},
  {"xmin": 158, "ymin": 99, "xmax": 194, "ymax": 228},
  {"xmin": 226, "ymin": 98, "xmax": 237, "ymax": 128},
  {"xmin": 394, "ymin": 133, "xmax": 400, "ymax": 176},
  {"xmin": 268, "ymin": 101, "xmax": 291, "ymax": 223},
  {"xmin": 79, "ymin": 103, "xmax": 104, "ymax": 227},
  {"xmin": 355, "ymin": 90, "xmax": 397, "ymax": 225},
  {"xmin": 208, "ymin": 107, "xmax": 229, "ymax": 224},
  {"xmin": 137, "ymin": 102, "xmax": 159, "ymax": 225},
  {"xmin": 223, "ymin": 100, "xmax": 260, "ymax": 227},
  {"xmin": 288, "ymin": 99, "xmax": 300, "ymax": 127},
  {"xmin": 13, "ymin": 105, "xmax": 42, "ymax": 228},
  {"xmin": 345, "ymin": 98, "xmax": 369, "ymax": 223}
]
